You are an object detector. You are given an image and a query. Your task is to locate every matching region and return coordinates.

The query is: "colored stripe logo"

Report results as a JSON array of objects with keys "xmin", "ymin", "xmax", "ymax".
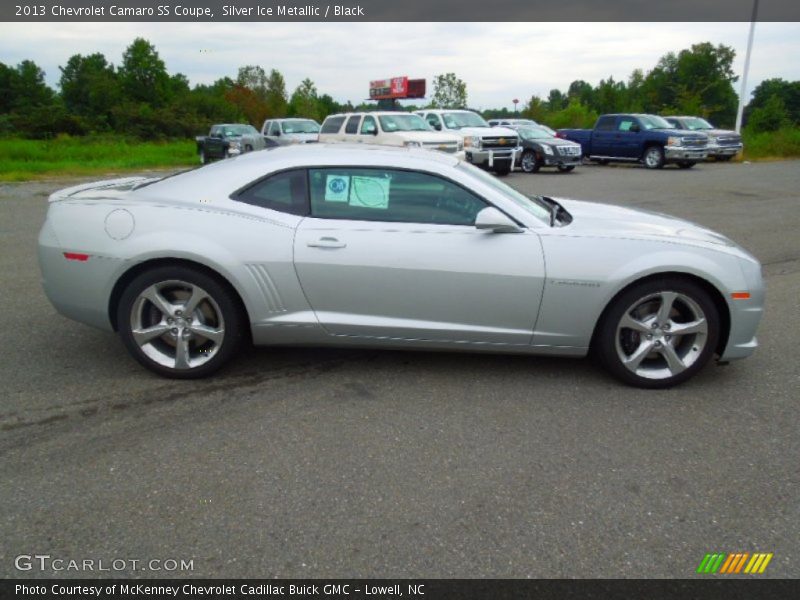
[{"xmin": 696, "ymin": 552, "xmax": 773, "ymax": 574}]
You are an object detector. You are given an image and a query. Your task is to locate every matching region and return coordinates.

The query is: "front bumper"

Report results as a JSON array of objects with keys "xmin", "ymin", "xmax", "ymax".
[
  {"xmin": 719, "ymin": 258, "xmax": 765, "ymax": 361},
  {"xmin": 466, "ymin": 147, "xmax": 521, "ymax": 169},
  {"xmin": 541, "ymin": 154, "xmax": 582, "ymax": 168},
  {"xmin": 708, "ymin": 143, "xmax": 743, "ymax": 157},
  {"xmin": 664, "ymin": 145, "xmax": 708, "ymax": 162}
]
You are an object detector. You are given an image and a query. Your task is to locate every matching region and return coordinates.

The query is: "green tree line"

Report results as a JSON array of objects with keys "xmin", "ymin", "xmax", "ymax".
[{"xmin": 1, "ymin": 38, "xmax": 797, "ymax": 140}]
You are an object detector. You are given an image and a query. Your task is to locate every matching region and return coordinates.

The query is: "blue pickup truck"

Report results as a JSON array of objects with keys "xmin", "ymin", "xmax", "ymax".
[{"xmin": 558, "ymin": 114, "xmax": 709, "ymax": 169}]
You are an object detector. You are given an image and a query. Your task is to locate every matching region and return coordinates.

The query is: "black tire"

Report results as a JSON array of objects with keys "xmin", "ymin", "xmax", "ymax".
[
  {"xmin": 593, "ymin": 277, "xmax": 720, "ymax": 389},
  {"xmin": 520, "ymin": 150, "xmax": 540, "ymax": 174},
  {"xmin": 493, "ymin": 163, "xmax": 512, "ymax": 176},
  {"xmin": 677, "ymin": 161, "xmax": 696, "ymax": 169},
  {"xmin": 557, "ymin": 165, "xmax": 576, "ymax": 173},
  {"xmin": 597, "ymin": 159, "xmax": 610, "ymax": 165},
  {"xmin": 117, "ymin": 265, "xmax": 245, "ymax": 379},
  {"xmin": 643, "ymin": 145, "xmax": 665, "ymax": 169},
  {"xmin": 245, "ymin": 144, "xmax": 253, "ymax": 152},
  {"xmin": 716, "ymin": 155, "xmax": 733, "ymax": 162}
]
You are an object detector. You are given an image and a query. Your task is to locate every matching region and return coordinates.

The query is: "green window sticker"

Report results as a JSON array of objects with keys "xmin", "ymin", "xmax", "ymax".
[
  {"xmin": 349, "ymin": 176, "xmax": 390, "ymax": 209},
  {"xmin": 325, "ymin": 174, "xmax": 350, "ymax": 202}
]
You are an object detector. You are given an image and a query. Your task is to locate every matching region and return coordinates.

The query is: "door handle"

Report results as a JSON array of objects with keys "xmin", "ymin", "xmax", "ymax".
[{"xmin": 307, "ymin": 237, "xmax": 346, "ymax": 249}]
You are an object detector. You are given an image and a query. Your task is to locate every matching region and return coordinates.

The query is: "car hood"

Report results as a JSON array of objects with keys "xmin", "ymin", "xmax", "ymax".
[
  {"xmin": 456, "ymin": 126, "xmax": 518, "ymax": 138},
  {"xmin": 529, "ymin": 138, "xmax": 580, "ymax": 148},
  {"xmin": 283, "ymin": 133, "xmax": 319, "ymax": 142},
  {"xmin": 701, "ymin": 128, "xmax": 741, "ymax": 138},
  {"xmin": 392, "ymin": 131, "xmax": 461, "ymax": 143},
  {"xmin": 555, "ymin": 198, "xmax": 735, "ymax": 247}
]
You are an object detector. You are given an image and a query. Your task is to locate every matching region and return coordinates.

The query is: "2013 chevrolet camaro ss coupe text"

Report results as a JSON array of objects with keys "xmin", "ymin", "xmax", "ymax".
[{"xmin": 38, "ymin": 145, "xmax": 764, "ymax": 388}]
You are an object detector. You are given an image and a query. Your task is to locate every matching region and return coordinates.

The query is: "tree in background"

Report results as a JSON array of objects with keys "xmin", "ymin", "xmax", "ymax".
[
  {"xmin": 430, "ymin": 73, "xmax": 467, "ymax": 109},
  {"xmin": 288, "ymin": 78, "xmax": 321, "ymax": 120},
  {"xmin": 118, "ymin": 38, "xmax": 171, "ymax": 107},
  {"xmin": 265, "ymin": 69, "xmax": 288, "ymax": 118},
  {"xmin": 746, "ymin": 78, "xmax": 800, "ymax": 126},
  {"xmin": 59, "ymin": 53, "xmax": 120, "ymax": 130}
]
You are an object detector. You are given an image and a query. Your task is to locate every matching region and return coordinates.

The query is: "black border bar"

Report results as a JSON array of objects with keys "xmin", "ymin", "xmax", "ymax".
[
  {"xmin": 2, "ymin": 0, "xmax": 800, "ymax": 22},
  {"xmin": 3, "ymin": 579, "xmax": 800, "ymax": 600}
]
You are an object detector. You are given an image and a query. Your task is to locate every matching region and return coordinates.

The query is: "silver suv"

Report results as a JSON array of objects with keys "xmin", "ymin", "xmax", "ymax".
[{"xmin": 261, "ymin": 118, "xmax": 321, "ymax": 146}]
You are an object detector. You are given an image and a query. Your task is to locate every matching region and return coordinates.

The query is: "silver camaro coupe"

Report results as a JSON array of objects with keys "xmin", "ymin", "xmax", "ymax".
[{"xmin": 38, "ymin": 145, "xmax": 764, "ymax": 388}]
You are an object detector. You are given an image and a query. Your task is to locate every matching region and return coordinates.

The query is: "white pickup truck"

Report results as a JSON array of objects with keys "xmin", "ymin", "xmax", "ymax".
[
  {"xmin": 318, "ymin": 112, "xmax": 464, "ymax": 158},
  {"xmin": 416, "ymin": 109, "xmax": 520, "ymax": 175}
]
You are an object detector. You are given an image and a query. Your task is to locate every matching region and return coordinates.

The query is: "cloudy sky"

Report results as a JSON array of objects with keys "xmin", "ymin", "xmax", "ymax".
[{"xmin": 1, "ymin": 22, "xmax": 798, "ymax": 109}]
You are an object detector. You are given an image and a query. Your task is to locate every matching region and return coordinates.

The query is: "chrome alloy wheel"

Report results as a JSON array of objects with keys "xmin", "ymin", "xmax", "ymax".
[
  {"xmin": 521, "ymin": 151, "xmax": 537, "ymax": 173},
  {"xmin": 130, "ymin": 280, "xmax": 225, "ymax": 370},
  {"xmin": 644, "ymin": 147, "xmax": 663, "ymax": 168},
  {"xmin": 615, "ymin": 291, "xmax": 709, "ymax": 380}
]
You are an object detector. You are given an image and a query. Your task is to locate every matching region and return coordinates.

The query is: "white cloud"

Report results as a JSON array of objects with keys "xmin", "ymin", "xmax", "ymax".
[{"xmin": 1, "ymin": 21, "xmax": 798, "ymax": 108}]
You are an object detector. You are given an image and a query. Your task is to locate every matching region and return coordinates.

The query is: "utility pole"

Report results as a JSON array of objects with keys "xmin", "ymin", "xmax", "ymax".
[{"xmin": 735, "ymin": 0, "xmax": 760, "ymax": 133}]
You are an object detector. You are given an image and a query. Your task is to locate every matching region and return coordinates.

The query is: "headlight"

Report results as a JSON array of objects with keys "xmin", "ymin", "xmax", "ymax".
[
  {"xmin": 464, "ymin": 136, "xmax": 481, "ymax": 149},
  {"xmin": 542, "ymin": 145, "xmax": 554, "ymax": 155},
  {"xmin": 403, "ymin": 141, "xmax": 422, "ymax": 148},
  {"xmin": 666, "ymin": 136, "xmax": 682, "ymax": 146},
  {"xmin": 228, "ymin": 141, "xmax": 241, "ymax": 150}
]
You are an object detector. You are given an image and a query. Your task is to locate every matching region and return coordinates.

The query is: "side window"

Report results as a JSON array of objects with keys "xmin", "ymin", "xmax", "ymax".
[
  {"xmin": 595, "ymin": 116, "xmax": 616, "ymax": 131},
  {"xmin": 269, "ymin": 121, "xmax": 281, "ymax": 136},
  {"xmin": 617, "ymin": 118, "xmax": 636, "ymax": 132},
  {"xmin": 261, "ymin": 121, "xmax": 270, "ymax": 135},
  {"xmin": 360, "ymin": 116, "xmax": 377, "ymax": 135},
  {"xmin": 320, "ymin": 116, "xmax": 345, "ymax": 134},
  {"xmin": 667, "ymin": 118, "xmax": 681, "ymax": 129},
  {"xmin": 210, "ymin": 126, "xmax": 220, "ymax": 137},
  {"xmin": 235, "ymin": 169, "xmax": 309, "ymax": 216},
  {"xmin": 426, "ymin": 113, "xmax": 442, "ymax": 130},
  {"xmin": 344, "ymin": 115, "xmax": 361, "ymax": 135},
  {"xmin": 308, "ymin": 168, "xmax": 488, "ymax": 226}
]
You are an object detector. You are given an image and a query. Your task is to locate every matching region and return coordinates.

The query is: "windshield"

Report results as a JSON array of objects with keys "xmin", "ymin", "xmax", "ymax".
[
  {"xmin": 638, "ymin": 115, "xmax": 674, "ymax": 130},
  {"xmin": 518, "ymin": 126, "xmax": 555, "ymax": 140},
  {"xmin": 456, "ymin": 162, "xmax": 550, "ymax": 223},
  {"xmin": 442, "ymin": 112, "xmax": 489, "ymax": 129},
  {"xmin": 223, "ymin": 125, "xmax": 257, "ymax": 137},
  {"xmin": 378, "ymin": 114, "xmax": 431, "ymax": 132},
  {"xmin": 281, "ymin": 120, "xmax": 320, "ymax": 134},
  {"xmin": 679, "ymin": 117, "xmax": 714, "ymax": 130}
]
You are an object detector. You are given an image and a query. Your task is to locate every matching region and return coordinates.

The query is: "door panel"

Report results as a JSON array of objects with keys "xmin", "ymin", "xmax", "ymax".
[{"xmin": 293, "ymin": 219, "xmax": 545, "ymax": 344}]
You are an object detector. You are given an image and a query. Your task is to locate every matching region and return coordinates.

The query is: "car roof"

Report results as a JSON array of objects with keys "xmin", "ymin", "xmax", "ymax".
[
  {"xmin": 324, "ymin": 111, "xmax": 419, "ymax": 119},
  {"xmin": 138, "ymin": 144, "xmax": 460, "ymax": 202}
]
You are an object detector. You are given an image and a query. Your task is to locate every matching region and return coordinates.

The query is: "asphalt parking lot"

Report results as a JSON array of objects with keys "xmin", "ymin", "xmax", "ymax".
[{"xmin": 0, "ymin": 160, "xmax": 798, "ymax": 578}]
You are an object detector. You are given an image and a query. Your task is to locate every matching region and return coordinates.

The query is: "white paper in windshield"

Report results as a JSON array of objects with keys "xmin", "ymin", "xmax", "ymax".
[{"xmin": 349, "ymin": 176, "xmax": 390, "ymax": 209}]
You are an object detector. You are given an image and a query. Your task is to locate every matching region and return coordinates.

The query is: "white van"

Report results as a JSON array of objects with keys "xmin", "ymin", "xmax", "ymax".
[{"xmin": 318, "ymin": 112, "xmax": 464, "ymax": 159}]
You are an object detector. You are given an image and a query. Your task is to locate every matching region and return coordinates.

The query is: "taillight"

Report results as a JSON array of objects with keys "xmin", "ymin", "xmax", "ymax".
[{"xmin": 63, "ymin": 252, "xmax": 90, "ymax": 262}]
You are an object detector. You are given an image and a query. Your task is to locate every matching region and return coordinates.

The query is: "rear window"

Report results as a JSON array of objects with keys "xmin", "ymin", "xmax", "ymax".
[
  {"xmin": 320, "ymin": 116, "xmax": 346, "ymax": 134},
  {"xmin": 234, "ymin": 169, "xmax": 309, "ymax": 216},
  {"xmin": 596, "ymin": 116, "xmax": 616, "ymax": 131}
]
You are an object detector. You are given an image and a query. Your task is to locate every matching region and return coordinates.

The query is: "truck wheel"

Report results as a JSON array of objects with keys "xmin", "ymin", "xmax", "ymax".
[
  {"xmin": 716, "ymin": 155, "xmax": 733, "ymax": 162},
  {"xmin": 557, "ymin": 165, "xmax": 575, "ymax": 173},
  {"xmin": 643, "ymin": 146, "xmax": 665, "ymax": 169},
  {"xmin": 245, "ymin": 145, "xmax": 253, "ymax": 152},
  {"xmin": 677, "ymin": 161, "xmax": 696, "ymax": 169},
  {"xmin": 493, "ymin": 163, "xmax": 512, "ymax": 176},
  {"xmin": 520, "ymin": 151, "xmax": 540, "ymax": 173},
  {"xmin": 597, "ymin": 159, "xmax": 610, "ymax": 165}
]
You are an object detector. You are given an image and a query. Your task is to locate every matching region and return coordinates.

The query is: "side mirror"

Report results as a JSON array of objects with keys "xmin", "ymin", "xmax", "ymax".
[
  {"xmin": 475, "ymin": 207, "xmax": 523, "ymax": 233},
  {"xmin": 211, "ymin": 133, "xmax": 221, "ymax": 139},
  {"xmin": 274, "ymin": 130, "xmax": 281, "ymax": 136},
  {"xmin": 371, "ymin": 128, "xmax": 378, "ymax": 136},
  {"xmin": 433, "ymin": 122, "xmax": 442, "ymax": 131},
  {"xmin": 629, "ymin": 124, "xmax": 641, "ymax": 133}
]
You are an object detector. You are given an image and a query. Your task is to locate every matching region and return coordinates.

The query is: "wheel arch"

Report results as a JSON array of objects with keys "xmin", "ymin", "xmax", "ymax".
[
  {"xmin": 589, "ymin": 271, "xmax": 731, "ymax": 357},
  {"xmin": 108, "ymin": 257, "xmax": 251, "ymax": 337},
  {"xmin": 641, "ymin": 141, "xmax": 664, "ymax": 159}
]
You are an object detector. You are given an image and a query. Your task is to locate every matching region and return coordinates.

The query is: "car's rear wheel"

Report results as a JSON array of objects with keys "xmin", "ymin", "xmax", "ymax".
[
  {"xmin": 557, "ymin": 165, "xmax": 576, "ymax": 173},
  {"xmin": 643, "ymin": 145, "xmax": 665, "ymax": 169},
  {"xmin": 594, "ymin": 277, "xmax": 720, "ymax": 388},
  {"xmin": 117, "ymin": 266, "xmax": 245, "ymax": 379},
  {"xmin": 520, "ymin": 150, "xmax": 540, "ymax": 173}
]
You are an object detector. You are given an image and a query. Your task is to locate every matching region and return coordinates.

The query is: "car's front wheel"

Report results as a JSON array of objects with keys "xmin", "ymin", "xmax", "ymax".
[
  {"xmin": 643, "ymin": 146, "xmax": 665, "ymax": 169},
  {"xmin": 594, "ymin": 277, "xmax": 720, "ymax": 388},
  {"xmin": 493, "ymin": 162, "xmax": 512, "ymax": 176},
  {"xmin": 557, "ymin": 165, "xmax": 575, "ymax": 173},
  {"xmin": 678, "ymin": 161, "xmax": 696, "ymax": 169},
  {"xmin": 117, "ymin": 265, "xmax": 245, "ymax": 378},
  {"xmin": 520, "ymin": 150, "xmax": 540, "ymax": 173}
]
